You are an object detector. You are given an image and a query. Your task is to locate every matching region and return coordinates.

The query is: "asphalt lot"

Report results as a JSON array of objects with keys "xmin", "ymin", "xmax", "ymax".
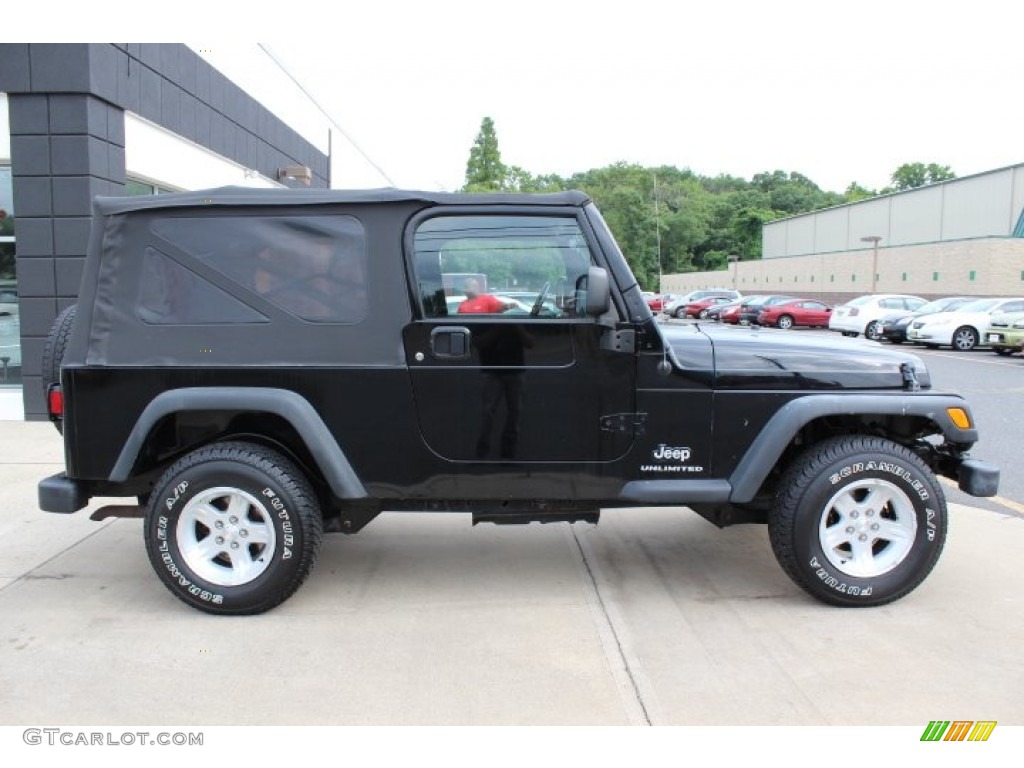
[{"xmin": 1, "ymin": 376, "xmax": 1022, "ymax": 728}]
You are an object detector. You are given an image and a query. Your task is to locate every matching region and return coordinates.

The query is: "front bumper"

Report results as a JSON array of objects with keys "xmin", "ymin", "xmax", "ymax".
[
  {"xmin": 956, "ymin": 458, "xmax": 1000, "ymax": 497},
  {"xmin": 986, "ymin": 330, "xmax": 1024, "ymax": 351},
  {"xmin": 908, "ymin": 326, "xmax": 951, "ymax": 343}
]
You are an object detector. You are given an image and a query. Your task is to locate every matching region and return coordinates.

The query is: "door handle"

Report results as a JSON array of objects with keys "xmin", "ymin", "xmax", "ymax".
[{"xmin": 430, "ymin": 327, "xmax": 472, "ymax": 359}]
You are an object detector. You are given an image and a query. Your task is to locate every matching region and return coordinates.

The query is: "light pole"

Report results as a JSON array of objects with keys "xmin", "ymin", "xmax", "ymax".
[
  {"xmin": 861, "ymin": 235, "xmax": 881, "ymax": 293},
  {"xmin": 727, "ymin": 254, "xmax": 739, "ymax": 290},
  {"xmin": 653, "ymin": 173, "xmax": 662, "ymax": 290}
]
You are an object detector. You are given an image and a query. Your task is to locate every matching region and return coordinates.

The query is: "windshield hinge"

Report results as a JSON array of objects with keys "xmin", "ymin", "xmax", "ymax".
[{"xmin": 900, "ymin": 362, "xmax": 921, "ymax": 391}]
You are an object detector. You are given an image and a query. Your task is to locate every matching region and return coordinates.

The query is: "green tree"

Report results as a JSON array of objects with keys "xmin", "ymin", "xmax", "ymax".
[
  {"xmin": 887, "ymin": 162, "xmax": 956, "ymax": 191},
  {"xmin": 463, "ymin": 117, "xmax": 506, "ymax": 192},
  {"xmin": 843, "ymin": 181, "xmax": 876, "ymax": 202}
]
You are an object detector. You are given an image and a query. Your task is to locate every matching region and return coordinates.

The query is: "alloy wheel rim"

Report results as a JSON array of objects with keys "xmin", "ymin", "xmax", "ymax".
[
  {"xmin": 176, "ymin": 487, "xmax": 277, "ymax": 586},
  {"xmin": 818, "ymin": 478, "xmax": 917, "ymax": 578}
]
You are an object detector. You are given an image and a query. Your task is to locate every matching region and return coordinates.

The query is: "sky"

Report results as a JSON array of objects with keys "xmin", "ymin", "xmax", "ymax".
[
  {"xmin": 25, "ymin": 0, "xmax": 1024, "ymax": 194},
  {"xmin": 244, "ymin": 0, "xmax": 1023, "ymax": 194}
]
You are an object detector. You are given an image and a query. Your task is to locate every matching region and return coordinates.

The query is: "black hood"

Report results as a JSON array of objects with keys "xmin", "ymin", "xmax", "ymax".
[{"xmin": 660, "ymin": 323, "xmax": 930, "ymax": 390}]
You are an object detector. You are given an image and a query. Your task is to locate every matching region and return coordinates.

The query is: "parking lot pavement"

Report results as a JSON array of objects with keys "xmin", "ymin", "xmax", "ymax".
[{"xmin": 2, "ymin": 421, "xmax": 1022, "ymax": 726}]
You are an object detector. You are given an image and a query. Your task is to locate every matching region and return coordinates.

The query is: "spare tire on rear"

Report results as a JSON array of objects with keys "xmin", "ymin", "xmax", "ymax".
[{"xmin": 41, "ymin": 304, "xmax": 76, "ymax": 434}]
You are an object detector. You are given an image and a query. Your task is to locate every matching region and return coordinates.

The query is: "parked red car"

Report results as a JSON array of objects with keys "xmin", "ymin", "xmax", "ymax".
[
  {"xmin": 646, "ymin": 293, "xmax": 678, "ymax": 312},
  {"xmin": 719, "ymin": 302, "xmax": 744, "ymax": 324},
  {"xmin": 757, "ymin": 298, "xmax": 833, "ymax": 329},
  {"xmin": 680, "ymin": 295, "xmax": 735, "ymax": 319}
]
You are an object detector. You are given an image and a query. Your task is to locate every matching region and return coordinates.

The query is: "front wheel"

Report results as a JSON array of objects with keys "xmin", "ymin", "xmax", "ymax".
[
  {"xmin": 952, "ymin": 326, "xmax": 978, "ymax": 351},
  {"xmin": 777, "ymin": 314, "xmax": 794, "ymax": 330},
  {"xmin": 144, "ymin": 441, "xmax": 323, "ymax": 615},
  {"xmin": 768, "ymin": 435, "xmax": 946, "ymax": 607},
  {"xmin": 865, "ymin": 321, "xmax": 881, "ymax": 340}
]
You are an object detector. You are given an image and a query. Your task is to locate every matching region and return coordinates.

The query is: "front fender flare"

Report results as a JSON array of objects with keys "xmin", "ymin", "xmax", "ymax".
[
  {"xmin": 728, "ymin": 393, "xmax": 977, "ymax": 503},
  {"xmin": 109, "ymin": 387, "xmax": 367, "ymax": 499}
]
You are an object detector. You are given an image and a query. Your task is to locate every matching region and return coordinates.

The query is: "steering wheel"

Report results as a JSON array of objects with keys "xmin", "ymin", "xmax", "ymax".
[{"xmin": 530, "ymin": 282, "xmax": 551, "ymax": 317}]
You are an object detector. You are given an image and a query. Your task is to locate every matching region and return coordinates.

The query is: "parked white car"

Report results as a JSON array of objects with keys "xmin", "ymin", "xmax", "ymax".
[
  {"xmin": 829, "ymin": 294, "xmax": 926, "ymax": 339},
  {"xmin": 907, "ymin": 297, "xmax": 1024, "ymax": 350}
]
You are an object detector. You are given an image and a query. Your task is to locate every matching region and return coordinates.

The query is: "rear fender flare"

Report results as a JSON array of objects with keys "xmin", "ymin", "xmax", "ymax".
[{"xmin": 109, "ymin": 387, "xmax": 366, "ymax": 499}]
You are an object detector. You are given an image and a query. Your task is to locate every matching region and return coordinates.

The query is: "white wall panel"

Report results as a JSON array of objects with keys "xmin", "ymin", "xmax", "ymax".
[
  {"xmin": 787, "ymin": 215, "xmax": 816, "ymax": 256},
  {"xmin": 762, "ymin": 221, "xmax": 787, "ymax": 258},
  {"xmin": 890, "ymin": 184, "xmax": 942, "ymax": 245},
  {"xmin": 1010, "ymin": 165, "xmax": 1024, "ymax": 232},
  {"xmin": 125, "ymin": 113, "xmax": 280, "ymax": 191},
  {"xmin": 942, "ymin": 170, "xmax": 1012, "ymax": 239},
  {"xmin": 847, "ymin": 197, "xmax": 891, "ymax": 249},
  {"xmin": 813, "ymin": 207, "xmax": 848, "ymax": 253}
]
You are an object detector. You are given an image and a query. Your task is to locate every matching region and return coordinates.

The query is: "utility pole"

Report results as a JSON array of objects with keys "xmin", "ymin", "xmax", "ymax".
[{"xmin": 653, "ymin": 173, "xmax": 662, "ymax": 291}]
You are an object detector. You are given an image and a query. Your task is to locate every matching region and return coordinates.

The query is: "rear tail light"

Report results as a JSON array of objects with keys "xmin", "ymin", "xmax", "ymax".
[{"xmin": 48, "ymin": 386, "xmax": 64, "ymax": 419}]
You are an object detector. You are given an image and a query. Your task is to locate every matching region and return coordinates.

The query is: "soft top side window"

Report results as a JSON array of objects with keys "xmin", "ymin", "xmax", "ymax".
[
  {"xmin": 150, "ymin": 215, "xmax": 368, "ymax": 324},
  {"xmin": 412, "ymin": 215, "xmax": 595, "ymax": 319}
]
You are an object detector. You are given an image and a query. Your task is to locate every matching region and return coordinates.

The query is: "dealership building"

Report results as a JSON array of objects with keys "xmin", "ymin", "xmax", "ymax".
[
  {"xmin": 0, "ymin": 43, "xmax": 389, "ymax": 421},
  {"xmin": 662, "ymin": 162, "xmax": 1024, "ymax": 303}
]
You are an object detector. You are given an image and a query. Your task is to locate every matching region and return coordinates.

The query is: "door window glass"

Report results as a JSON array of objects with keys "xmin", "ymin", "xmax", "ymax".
[{"xmin": 413, "ymin": 215, "xmax": 594, "ymax": 319}]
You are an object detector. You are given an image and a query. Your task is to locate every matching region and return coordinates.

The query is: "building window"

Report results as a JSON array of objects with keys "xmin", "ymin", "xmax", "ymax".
[
  {"xmin": 0, "ymin": 165, "xmax": 19, "ymax": 386},
  {"xmin": 125, "ymin": 177, "xmax": 178, "ymax": 196},
  {"xmin": 933, "ymin": 271, "xmax": 940, "ymax": 281},
  {"xmin": 969, "ymin": 270, "xmax": 976, "ymax": 281}
]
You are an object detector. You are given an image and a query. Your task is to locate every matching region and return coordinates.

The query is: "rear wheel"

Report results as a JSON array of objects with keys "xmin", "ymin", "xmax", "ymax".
[
  {"xmin": 144, "ymin": 441, "xmax": 323, "ymax": 615},
  {"xmin": 674, "ymin": 307, "xmax": 686, "ymax": 319},
  {"xmin": 952, "ymin": 326, "xmax": 978, "ymax": 351},
  {"xmin": 698, "ymin": 308, "xmax": 711, "ymax": 319},
  {"xmin": 777, "ymin": 314, "xmax": 794, "ymax": 330},
  {"xmin": 842, "ymin": 331, "xmax": 857, "ymax": 338},
  {"xmin": 769, "ymin": 435, "xmax": 946, "ymax": 607}
]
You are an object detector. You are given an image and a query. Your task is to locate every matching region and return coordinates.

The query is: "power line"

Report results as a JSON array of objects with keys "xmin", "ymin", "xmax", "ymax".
[{"xmin": 257, "ymin": 44, "xmax": 396, "ymax": 187}]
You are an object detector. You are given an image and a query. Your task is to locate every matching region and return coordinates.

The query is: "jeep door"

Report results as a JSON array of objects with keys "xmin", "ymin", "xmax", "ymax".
[{"xmin": 402, "ymin": 211, "xmax": 636, "ymax": 464}]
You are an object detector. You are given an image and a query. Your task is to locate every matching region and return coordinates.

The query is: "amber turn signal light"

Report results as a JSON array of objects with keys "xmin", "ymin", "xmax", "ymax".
[{"xmin": 947, "ymin": 407, "xmax": 971, "ymax": 430}]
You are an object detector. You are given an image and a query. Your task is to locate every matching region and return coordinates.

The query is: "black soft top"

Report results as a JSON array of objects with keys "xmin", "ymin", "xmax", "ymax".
[{"xmin": 94, "ymin": 186, "xmax": 592, "ymax": 216}]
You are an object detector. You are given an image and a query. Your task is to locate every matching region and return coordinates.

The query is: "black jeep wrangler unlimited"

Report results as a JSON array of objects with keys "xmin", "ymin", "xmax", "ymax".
[{"xmin": 38, "ymin": 187, "xmax": 999, "ymax": 614}]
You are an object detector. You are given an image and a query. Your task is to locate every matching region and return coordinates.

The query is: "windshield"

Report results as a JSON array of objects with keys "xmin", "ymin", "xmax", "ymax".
[
  {"xmin": 918, "ymin": 298, "xmax": 968, "ymax": 314},
  {"xmin": 847, "ymin": 295, "xmax": 876, "ymax": 306},
  {"xmin": 955, "ymin": 299, "xmax": 999, "ymax": 313}
]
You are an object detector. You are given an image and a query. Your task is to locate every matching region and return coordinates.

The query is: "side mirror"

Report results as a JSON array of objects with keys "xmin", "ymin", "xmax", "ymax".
[{"xmin": 584, "ymin": 266, "xmax": 611, "ymax": 316}]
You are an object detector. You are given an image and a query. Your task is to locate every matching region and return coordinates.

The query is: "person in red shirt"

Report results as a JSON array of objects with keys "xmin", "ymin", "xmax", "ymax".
[{"xmin": 458, "ymin": 278, "xmax": 514, "ymax": 314}]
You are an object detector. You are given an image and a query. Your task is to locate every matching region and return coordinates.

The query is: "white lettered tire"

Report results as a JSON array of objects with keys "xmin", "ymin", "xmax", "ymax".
[
  {"xmin": 144, "ymin": 441, "xmax": 323, "ymax": 614},
  {"xmin": 768, "ymin": 435, "xmax": 946, "ymax": 606}
]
